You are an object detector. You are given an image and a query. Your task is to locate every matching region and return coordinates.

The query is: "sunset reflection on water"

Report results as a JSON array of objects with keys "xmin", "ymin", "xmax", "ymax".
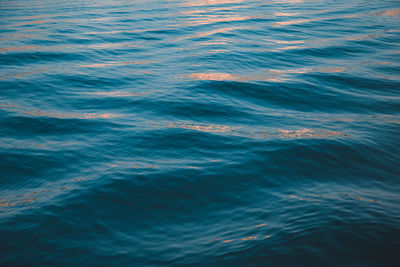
[{"xmin": 1, "ymin": 0, "xmax": 399, "ymax": 265}]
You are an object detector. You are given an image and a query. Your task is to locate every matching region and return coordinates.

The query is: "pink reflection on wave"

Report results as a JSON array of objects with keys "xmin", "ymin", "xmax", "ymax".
[
  {"xmin": 167, "ymin": 122, "xmax": 236, "ymax": 133},
  {"xmin": 264, "ymin": 129, "xmax": 350, "ymax": 139},
  {"xmin": 185, "ymin": 72, "xmax": 285, "ymax": 82},
  {"xmin": 0, "ymin": 45, "xmax": 37, "ymax": 53},
  {"xmin": 84, "ymin": 91, "xmax": 147, "ymax": 97},
  {"xmin": 79, "ymin": 61, "xmax": 156, "ymax": 68},
  {"xmin": 178, "ymin": 15, "xmax": 259, "ymax": 26},
  {"xmin": 180, "ymin": 26, "xmax": 249, "ymax": 40},
  {"xmin": 179, "ymin": 0, "xmax": 246, "ymax": 7},
  {"xmin": 0, "ymin": 104, "xmax": 120, "ymax": 120},
  {"xmin": 182, "ymin": 66, "xmax": 355, "ymax": 82}
]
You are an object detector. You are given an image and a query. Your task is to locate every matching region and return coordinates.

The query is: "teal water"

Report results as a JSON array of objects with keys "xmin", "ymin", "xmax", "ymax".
[{"xmin": 1, "ymin": 0, "xmax": 400, "ymax": 265}]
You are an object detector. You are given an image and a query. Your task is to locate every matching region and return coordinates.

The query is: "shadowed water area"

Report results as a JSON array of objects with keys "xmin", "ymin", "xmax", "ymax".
[{"xmin": 1, "ymin": 0, "xmax": 400, "ymax": 265}]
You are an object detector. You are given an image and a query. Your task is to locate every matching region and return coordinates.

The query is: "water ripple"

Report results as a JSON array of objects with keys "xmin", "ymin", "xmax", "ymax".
[{"xmin": 1, "ymin": 0, "xmax": 400, "ymax": 265}]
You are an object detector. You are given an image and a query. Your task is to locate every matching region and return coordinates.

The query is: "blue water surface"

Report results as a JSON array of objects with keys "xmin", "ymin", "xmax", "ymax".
[{"xmin": 1, "ymin": 0, "xmax": 400, "ymax": 265}]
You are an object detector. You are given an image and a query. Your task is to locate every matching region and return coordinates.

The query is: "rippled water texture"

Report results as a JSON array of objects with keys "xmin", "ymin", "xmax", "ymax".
[{"xmin": 1, "ymin": 0, "xmax": 400, "ymax": 265}]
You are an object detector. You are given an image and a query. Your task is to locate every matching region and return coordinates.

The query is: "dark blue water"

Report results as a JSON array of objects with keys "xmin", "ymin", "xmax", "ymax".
[{"xmin": 1, "ymin": 0, "xmax": 400, "ymax": 265}]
